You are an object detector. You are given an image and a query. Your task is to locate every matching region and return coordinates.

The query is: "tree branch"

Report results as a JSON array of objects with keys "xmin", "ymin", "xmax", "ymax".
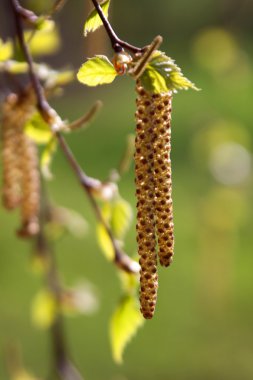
[
  {"xmin": 11, "ymin": 0, "xmax": 139, "ymax": 275},
  {"xmin": 90, "ymin": 0, "xmax": 144, "ymax": 53}
]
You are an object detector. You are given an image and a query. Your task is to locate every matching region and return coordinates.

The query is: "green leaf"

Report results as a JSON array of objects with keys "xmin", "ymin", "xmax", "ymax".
[
  {"xmin": 84, "ymin": 0, "xmax": 110, "ymax": 36},
  {"xmin": 111, "ymin": 197, "xmax": 132, "ymax": 239},
  {"xmin": 140, "ymin": 50, "xmax": 199, "ymax": 93},
  {"xmin": 77, "ymin": 55, "xmax": 117, "ymax": 87},
  {"xmin": 110, "ymin": 295, "xmax": 144, "ymax": 364},
  {"xmin": 24, "ymin": 112, "xmax": 52, "ymax": 144},
  {"xmin": 96, "ymin": 223, "xmax": 114, "ymax": 260},
  {"xmin": 41, "ymin": 137, "xmax": 57, "ymax": 179},
  {"xmin": 0, "ymin": 38, "xmax": 13, "ymax": 61}
]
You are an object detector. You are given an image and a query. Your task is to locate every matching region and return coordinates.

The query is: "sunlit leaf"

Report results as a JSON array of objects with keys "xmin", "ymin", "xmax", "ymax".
[
  {"xmin": 31, "ymin": 290, "xmax": 57, "ymax": 329},
  {"xmin": 24, "ymin": 112, "xmax": 52, "ymax": 144},
  {"xmin": 40, "ymin": 137, "xmax": 57, "ymax": 179},
  {"xmin": 24, "ymin": 22, "xmax": 60, "ymax": 56},
  {"xmin": 110, "ymin": 295, "xmax": 144, "ymax": 364},
  {"xmin": 96, "ymin": 223, "xmax": 114, "ymax": 260},
  {"xmin": 140, "ymin": 50, "xmax": 199, "ymax": 93},
  {"xmin": 0, "ymin": 38, "xmax": 13, "ymax": 61},
  {"xmin": 84, "ymin": 0, "xmax": 110, "ymax": 36},
  {"xmin": 77, "ymin": 55, "xmax": 117, "ymax": 86},
  {"xmin": 111, "ymin": 197, "xmax": 132, "ymax": 239}
]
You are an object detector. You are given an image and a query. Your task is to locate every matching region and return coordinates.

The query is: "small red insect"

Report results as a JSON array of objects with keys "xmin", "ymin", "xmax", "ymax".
[{"xmin": 112, "ymin": 52, "xmax": 132, "ymax": 75}]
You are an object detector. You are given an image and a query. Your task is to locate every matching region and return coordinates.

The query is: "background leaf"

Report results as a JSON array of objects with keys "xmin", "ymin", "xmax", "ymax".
[
  {"xmin": 40, "ymin": 137, "xmax": 57, "ymax": 179},
  {"xmin": 24, "ymin": 112, "xmax": 52, "ymax": 144},
  {"xmin": 31, "ymin": 290, "xmax": 57, "ymax": 329},
  {"xmin": 110, "ymin": 197, "xmax": 132, "ymax": 239},
  {"xmin": 110, "ymin": 295, "xmax": 144, "ymax": 364},
  {"xmin": 96, "ymin": 223, "xmax": 114, "ymax": 260},
  {"xmin": 77, "ymin": 55, "xmax": 117, "ymax": 86},
  {"xmin": 84, "ymin": 0, "xmax": 110, "ymax": 36},
  {"xmin": 24, "ymin": 22, "xmax": 60, "ymax": 56},
  {"xmin": 0, "ymin": 38, "xmax": 13, "ymax": 61}
]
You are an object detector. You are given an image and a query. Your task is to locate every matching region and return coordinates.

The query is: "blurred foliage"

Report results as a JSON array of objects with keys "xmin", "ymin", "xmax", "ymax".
[{"xmin": 1, "ymin": 0, "xmax": 253, "ymax": 379}]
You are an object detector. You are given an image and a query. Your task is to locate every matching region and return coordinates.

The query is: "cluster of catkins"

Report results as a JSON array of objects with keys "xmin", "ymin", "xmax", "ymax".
[
  {"xmin": 135, "ymin": 81, "xmax": 174, "ymax": 319},
  {"xmin": 1, "ymin": 89, "xmax": 40, "ymax": 237}
]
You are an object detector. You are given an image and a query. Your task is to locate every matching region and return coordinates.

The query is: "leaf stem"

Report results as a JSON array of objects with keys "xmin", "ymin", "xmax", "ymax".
[{"xmin": 90, "ymin": 0, "xmax": 144, "ymax": 53}]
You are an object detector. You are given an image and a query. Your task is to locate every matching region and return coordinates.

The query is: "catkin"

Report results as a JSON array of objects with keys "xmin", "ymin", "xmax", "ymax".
[
  {"xmin": 135, "ymin": 83, "xmax": 158, "ymax": 319},
  {"xmin": 135, "ymin": 82, "xmax": 174, "ymax": 318},
  {"xmin": 1, "ymin": 96, "xmax": 23, "ymax": 209},
  {"xmin": 152, "ymin": 93, "xmax": 174, "ymax": 267},
  {"xmin": 1, "ymin": 90, "xmax": 40, "ymax": 237},
  {"xmin": 17, "ymin": 133, "xmax": 40, "ymax": 237}
]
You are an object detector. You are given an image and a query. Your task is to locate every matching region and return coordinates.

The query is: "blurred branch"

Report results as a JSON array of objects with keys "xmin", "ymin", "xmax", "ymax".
[
  {"xmin": 35, "ymin": 184, "xmax": 83, "ymax": 380},
  {"xmin": 90, "ymin": 0, "xmax": 144, "ymax": 53},
  {"xmin": 11, "ymin": 0, "xmax": 139, "ymax": 276}
]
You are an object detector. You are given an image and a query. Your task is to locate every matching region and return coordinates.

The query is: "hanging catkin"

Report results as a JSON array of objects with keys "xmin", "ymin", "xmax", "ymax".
[
  {"xmin": 135, "ymin": 82, "xmax": 158, "ymax": 319},
  {"xmin": 135, "ymin": 81, "xmax": 174, "ymax": 319},
  {"xmin": 152, "ymin": 93, "xmax": 174, "ymax": 267},
  {"xmin": 1, "ymin": 90, "xmax": 40, "ymax": 237},
  {"xmin": 1, "ymin": 95, "xmax": 23, "ymax": 210},
  {"xmin": 17, "ymin": 133, "xmax": 40, "ymax": 237}
]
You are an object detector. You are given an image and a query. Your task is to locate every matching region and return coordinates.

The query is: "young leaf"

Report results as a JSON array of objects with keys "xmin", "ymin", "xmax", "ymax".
[
  {"xmin": 24, "ymin": 112, "xmax": 52, "ymax": 144},
  {"xmin": 84, "ymin": 0, "xmax": 110, "ymax": 36},
  {"xmin": 77, "ymin": 55, "xmax": 117, "ymax": 87},
  {"xmin": 0, "ymin": 38, "xmax": 13, "ymax": 61},
  {"xmin": 111, "ymin": 197, "xmax": 133, "ymax": 239},
  {"xmin": 140, "ymin": 50, "xmax": 199, "ymax": 93},
  {"xmin": 110, "ymin": 295, "xmax": 144, "ymax": 364},
  {"xmin": 40, "ymin": 137, "xmax": 57, "ymax": 179}
]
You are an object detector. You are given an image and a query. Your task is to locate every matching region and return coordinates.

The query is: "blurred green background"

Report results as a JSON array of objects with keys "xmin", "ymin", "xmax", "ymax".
[{"xmin": 1, "ymin": 0, "xmax": 253, "ymax": 379}]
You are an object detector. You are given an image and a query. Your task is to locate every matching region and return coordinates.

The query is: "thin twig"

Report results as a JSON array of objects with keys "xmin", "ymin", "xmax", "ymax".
[
  {"xmin": 90, "ymin": 0, "xmax": 144, "ymax": 53},
  {"xmin": 130, "ymin": 35, "xmax": 163, "ymax": 79},
  {"xmin": 67, "ymin": 100, "xmax": 102, "ymax": 131},
  {"xmin": 56, "ymin": 133, "xmax": 140, "ymax": 274}
]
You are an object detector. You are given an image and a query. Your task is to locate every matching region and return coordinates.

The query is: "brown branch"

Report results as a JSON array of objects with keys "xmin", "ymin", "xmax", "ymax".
[
  {"xmin": 90, "ymin": 0, "xmax": 144, "ymax": 53},
  {"xmin": 11, "ymin": 0, "xmax": 139, "ymax": 275}
]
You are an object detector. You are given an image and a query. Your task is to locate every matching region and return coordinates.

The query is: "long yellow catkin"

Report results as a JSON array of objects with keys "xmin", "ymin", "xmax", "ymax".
[
  {"xmin": 135, "ymin": 84, "xmax": 158, "ymax": 319},
  {"xmin": 135, "ymin": 81, "xmax": 174, "ymax": 319},
  {"xmin": 152, "ymin": 93, "xmax": 174, "ymax": 267}
]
